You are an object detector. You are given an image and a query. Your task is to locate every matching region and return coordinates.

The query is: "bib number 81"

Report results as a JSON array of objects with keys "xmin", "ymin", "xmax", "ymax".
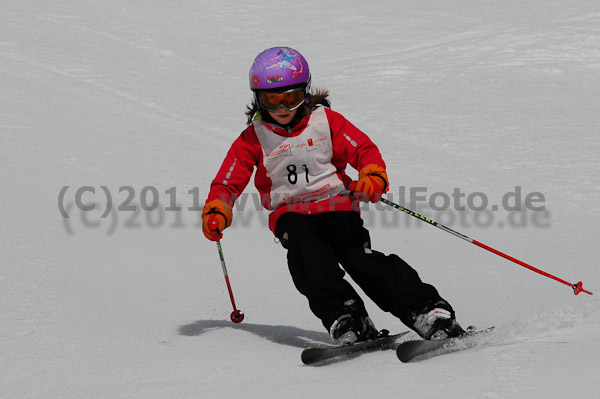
[{"xmin": 287, "ymin": 164, "xmax": 310, "ymax": 185}]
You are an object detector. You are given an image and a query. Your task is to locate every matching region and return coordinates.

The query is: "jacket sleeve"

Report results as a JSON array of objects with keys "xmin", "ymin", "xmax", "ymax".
[
  {"xmin": 325, "ymin": 108, "xmax": 387, "ymax": 173},
  {"xmin": 206, "ymin": 127, "xmax": 262, "ymax": 207}
]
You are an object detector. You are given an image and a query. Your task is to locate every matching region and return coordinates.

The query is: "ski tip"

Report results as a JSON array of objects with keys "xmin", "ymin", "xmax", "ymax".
[
  {"xmin": 464, "ymin": 325, "xmax": 495, "ymax": 336},
  {"xmin": 301, "ymin": 331, "xmax": 411, "ymax": 365},
  {"xmin": 396, "ymin": 326, "xmax": 495, "ymax": 363}
]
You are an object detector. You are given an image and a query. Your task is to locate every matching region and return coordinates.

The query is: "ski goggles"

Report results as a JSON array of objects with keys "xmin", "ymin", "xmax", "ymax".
[{"xmin": 257, "ymin": 88, "xmax": 305, "ymax": 112}]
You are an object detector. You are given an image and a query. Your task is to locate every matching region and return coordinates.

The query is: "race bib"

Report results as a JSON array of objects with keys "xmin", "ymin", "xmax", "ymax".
[{"xmin": 254, "ymin": 107, "xmax": 344, "ymax": 210}]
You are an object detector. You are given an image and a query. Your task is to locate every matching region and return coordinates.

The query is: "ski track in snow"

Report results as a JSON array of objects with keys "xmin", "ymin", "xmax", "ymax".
[{"xmin": 1, "ymin": 1, "xmax": 599, "ymax": 398}]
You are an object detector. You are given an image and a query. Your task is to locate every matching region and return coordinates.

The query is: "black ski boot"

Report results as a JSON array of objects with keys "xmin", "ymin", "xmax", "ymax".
[
  {"xmin": 328, "ymin": 300, "xmax": 378, "ymax": 345},
  {"xmin": 410, "ymin": 300, "xmax": 465, "ymax": 340}
]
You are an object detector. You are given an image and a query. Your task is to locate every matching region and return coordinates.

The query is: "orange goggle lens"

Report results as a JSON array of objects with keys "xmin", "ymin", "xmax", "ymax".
[{"xmin": 258, "ymin": 89, "xmax": 305, "ymax": 112}]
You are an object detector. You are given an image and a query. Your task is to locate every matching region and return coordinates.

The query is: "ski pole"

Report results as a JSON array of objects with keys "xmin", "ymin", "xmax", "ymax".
[
  {"xmin": 209, "ymin": 217, "xmax": 245, "ymax": 323},
  {"xmin": 378, "ymin": 197, "xmax": 592, "ymax": 296}
]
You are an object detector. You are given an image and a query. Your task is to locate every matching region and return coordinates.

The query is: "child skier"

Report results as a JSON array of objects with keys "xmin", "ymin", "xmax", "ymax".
[{"xmin": 202, "ymin": 47, "xmax": 465, "ymax": 345}]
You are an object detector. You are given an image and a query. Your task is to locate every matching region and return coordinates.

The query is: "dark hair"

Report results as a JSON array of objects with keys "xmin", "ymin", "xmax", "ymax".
[{"xmin": 245, "ymin": 89, "xmax": 331, "ymax": 126}]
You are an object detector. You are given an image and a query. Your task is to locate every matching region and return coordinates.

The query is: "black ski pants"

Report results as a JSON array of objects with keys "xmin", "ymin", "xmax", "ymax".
[{"xmin": 275, "ymin": 211, "xmax": 443, "ymax": 331}]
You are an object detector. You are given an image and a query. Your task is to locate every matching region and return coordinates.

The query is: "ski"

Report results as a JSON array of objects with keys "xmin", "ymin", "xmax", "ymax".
[
  {"xmin": 302, "ymin": 330, "xmax": 410, "ymax": 365},
  {"xmin": 396, "ymin": 326, "xmax": 495, "ymax": 363}
]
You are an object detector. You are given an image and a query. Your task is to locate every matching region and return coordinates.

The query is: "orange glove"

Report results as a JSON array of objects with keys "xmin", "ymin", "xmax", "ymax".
[
  {"xmin": 351, "ymin": 164, "xmax": 389, "ymax": 203},
  {"xmin": 202, "ymin": 199, "xmax": 233, "ymax": 241}
]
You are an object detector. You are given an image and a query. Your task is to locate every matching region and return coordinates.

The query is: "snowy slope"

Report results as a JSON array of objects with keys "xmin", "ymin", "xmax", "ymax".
[{"xmin": 1, "ymin": 0, "xmax": 599, "ymax": 398}]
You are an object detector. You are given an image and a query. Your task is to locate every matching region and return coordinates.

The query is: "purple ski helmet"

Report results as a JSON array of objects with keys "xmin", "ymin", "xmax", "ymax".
[{"xmin": 249, "ymin": 47, "xmax": 311, "ymax": 92}]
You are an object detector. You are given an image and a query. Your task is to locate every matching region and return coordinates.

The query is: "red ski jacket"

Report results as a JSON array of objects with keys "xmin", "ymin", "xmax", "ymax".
[{"xmin": 206, "ymin": 107, "xmax": 386, "ymax": 233}]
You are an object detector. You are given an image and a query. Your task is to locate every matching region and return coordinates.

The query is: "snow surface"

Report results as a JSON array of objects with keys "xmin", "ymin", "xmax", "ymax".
[{"xmin": 2, "ymin": 0, "xmax": 599, "ymax": 398}]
